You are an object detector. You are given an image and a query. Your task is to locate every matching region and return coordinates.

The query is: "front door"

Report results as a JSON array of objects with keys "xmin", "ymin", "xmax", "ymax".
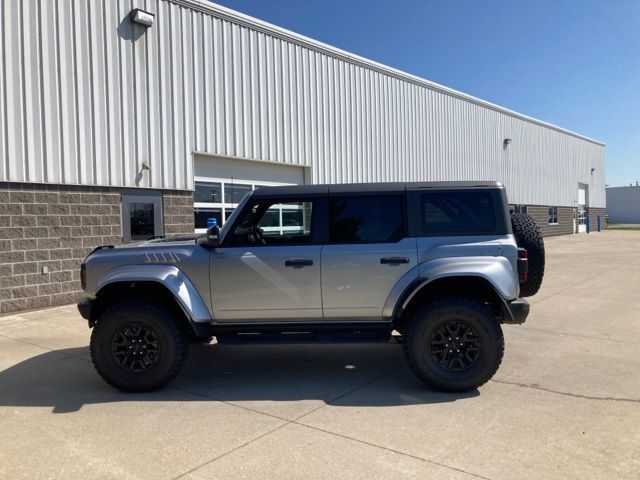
[
  {"xmin": 210, "ymin": 197, "xmax": 322, "ymax": 322},
  {"xmin": 321, "ymin": 194, "xmax": 417, "ymax": 320}
]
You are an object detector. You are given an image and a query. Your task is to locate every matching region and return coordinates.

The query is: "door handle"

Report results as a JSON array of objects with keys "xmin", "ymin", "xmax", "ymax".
[
  {"xmin": 285, "ymin": 258, "xmax": 314, "ymax": 267},
  {"xmin": 380, "ymin": 257, "xmax": 410, "ymax": 265}
]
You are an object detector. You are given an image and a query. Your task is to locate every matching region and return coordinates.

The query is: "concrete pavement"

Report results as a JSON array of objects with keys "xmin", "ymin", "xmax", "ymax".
[{"xmin": 0, "ymin": 231, "xmax": 639, "ymax": 479}]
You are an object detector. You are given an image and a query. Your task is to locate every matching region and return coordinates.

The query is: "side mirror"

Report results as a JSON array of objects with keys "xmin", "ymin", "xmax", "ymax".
[
  {"xmin": 197, "ymin": 225, "xmax": 220, "ymax": 248},
  {"xmin": 206, "ymin": 225, "xmax": 220, "ymax": 247}
]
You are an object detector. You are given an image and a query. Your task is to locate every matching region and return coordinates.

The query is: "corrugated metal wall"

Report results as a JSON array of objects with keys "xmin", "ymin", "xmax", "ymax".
[{"xmin": 0, "ymin": 0, "xmax": 606, "ymax": 207}]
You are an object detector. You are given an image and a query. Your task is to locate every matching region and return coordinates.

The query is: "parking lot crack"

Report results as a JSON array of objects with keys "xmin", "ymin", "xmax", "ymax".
[
  {"xmin": 491, "ymin": 379, "xmax": 640, "ymax": 404},
  {"xmin": 291, "ymin": 422, "xmax": 492, "ymax": 480}
]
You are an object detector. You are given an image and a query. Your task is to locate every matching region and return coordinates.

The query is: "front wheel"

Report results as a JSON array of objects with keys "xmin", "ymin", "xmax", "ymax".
[
  {"xmin": 90, "ymin": 300, "xmax": 189, "ymax": 392},
  {"xmin": 403, "ymin": 296, "xmax": 504, "ymax": 392}
]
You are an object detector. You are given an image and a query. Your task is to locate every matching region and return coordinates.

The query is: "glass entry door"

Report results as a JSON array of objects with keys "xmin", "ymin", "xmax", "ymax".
[{"xmin": 121, "ymin": 190, "xmax": 163, "ymax": 242}]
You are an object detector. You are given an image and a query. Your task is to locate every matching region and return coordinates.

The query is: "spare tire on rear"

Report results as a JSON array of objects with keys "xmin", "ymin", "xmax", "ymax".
[{"xmin": 510, "ymin": 212, "xmax": 545, "ymax": 297}]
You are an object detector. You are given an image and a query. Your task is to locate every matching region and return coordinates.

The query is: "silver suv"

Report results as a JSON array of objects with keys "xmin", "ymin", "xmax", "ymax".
[{"xmin": 78, "ymin": 182, "xmax": 544, "ymax": 393}]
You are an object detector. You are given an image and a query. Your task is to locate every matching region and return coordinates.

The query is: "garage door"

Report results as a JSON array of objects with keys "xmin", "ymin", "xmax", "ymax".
[{"xmin": 193, "ymin": 155, "xmax": 307, "ymax": 232}]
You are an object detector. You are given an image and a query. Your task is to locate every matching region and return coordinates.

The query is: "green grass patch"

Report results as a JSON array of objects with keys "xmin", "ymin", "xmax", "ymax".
[{"xmin": 608, "ymin": 226, "xmax": 640, "ymax": 231}]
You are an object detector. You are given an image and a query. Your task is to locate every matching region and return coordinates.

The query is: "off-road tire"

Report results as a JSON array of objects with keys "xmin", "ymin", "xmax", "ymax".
[
  {"xmin": 403, "ymin": 296, "xmax": 504, "ymax": 392},
  {"xmin": 90, "ymin": 300, "xmax": 189, "ymax": 392},
  {"xmin": 511, "ymin": 212, "xmax": 545, "ymax": 297}
]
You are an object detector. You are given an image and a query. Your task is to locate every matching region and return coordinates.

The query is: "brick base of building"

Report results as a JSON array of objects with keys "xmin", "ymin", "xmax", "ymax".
[
  {"xmin": 512, "ymin": 205, "xmax": 608, "ymax": 237},
  {"xmin": 0, "ymin": 182, "xmax": 193, "ymax": 315}
]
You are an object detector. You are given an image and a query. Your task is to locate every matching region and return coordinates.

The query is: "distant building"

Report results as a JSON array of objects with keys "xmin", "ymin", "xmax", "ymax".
[{"xmin": 606, "ymin": 186, "xmax": 640, "ymax": 224}]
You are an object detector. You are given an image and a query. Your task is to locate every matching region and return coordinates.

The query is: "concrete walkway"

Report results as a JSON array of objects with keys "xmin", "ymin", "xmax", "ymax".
[{"xmin": 0, "ymin": 231, "xmax": 639, "ymax": 479}]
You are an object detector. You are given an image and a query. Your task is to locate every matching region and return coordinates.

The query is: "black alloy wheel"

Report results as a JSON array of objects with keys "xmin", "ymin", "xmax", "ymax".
[
  {"xmin": 429, "ymin": 320, "xmax": 481, "ymax": 371},
  {"xmin": 111, "ymin": 323, "xmax": 160, "ymax": 372}
]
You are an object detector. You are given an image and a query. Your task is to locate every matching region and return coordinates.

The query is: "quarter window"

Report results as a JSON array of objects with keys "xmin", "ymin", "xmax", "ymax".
[
  {"xmin": 420, "ymin": 191, "xmax": 496, "ymax": 234},
  {"xmin": 549, "ymin": 206, "xmax": 558, "ymax": 224},
  {"xmin": 329, "ymin": 196, "xmax": 404, "ymax": 243}
]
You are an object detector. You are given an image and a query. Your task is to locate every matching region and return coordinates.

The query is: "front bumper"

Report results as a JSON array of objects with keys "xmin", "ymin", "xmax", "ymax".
[
  {"xmin": 503, "ymin": 298, "xmax": 530, "ymax": 324},
  {"xmin": 77, "ymin": 297, "xmax": 93, "ymax": 321}
]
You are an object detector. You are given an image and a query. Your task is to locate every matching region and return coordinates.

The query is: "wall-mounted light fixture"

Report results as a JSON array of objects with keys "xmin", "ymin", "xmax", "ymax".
[
  {"xmin": 591, "ymin": 167, "xmax": 596, "ymax": 174},
  {"xmin": 131, "ymin": 8, "xmax": 155, "ymax": 28},
  {"xmin": 141, "ymin": 161, "xmax": 151, "ymax": 172},
  {"xmin": 503, "ymin": 138, "xmax": 512, "ymax": 149}
]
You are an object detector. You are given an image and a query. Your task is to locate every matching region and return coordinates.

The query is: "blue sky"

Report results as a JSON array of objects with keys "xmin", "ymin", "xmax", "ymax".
[{"xmin": 213, "ymin": 0, "xmax": 639, "ymax": 187}]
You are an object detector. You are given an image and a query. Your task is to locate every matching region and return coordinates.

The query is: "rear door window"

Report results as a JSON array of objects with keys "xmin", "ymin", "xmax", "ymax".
[
  {"xmin": 329, "ymin": 195, "xmax": 404, "ymax": 243},
  {"xmin": 420, "ymin": 191, "xmax": 496, "ymax": 234}
]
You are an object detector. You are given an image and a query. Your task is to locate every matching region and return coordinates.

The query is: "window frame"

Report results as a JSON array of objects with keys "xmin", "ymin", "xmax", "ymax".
[
  {"xmin": 327, "ymin": 193, "xmax": 407, "ymax": 245},
  {"xmin": 513, "ymin": 204, "xmax": 528, "ymax": 215},
  {"xmin": 220, "ymin": 195, "xmax": 327, "ymax": 247},
  {"xmin": 121, "ymin": 190, "xmax": 163, "ymax": 243},
  {"xmin": 548, "ymin": 206, "xmax": 559, "ymax": 225},
  {"xmin": 406, "ymin": 188, "xmax": 508, "ymax": 237},
  {"xmin": 193, "ymin": 176, "xmax": 294, "ymax": 233}
]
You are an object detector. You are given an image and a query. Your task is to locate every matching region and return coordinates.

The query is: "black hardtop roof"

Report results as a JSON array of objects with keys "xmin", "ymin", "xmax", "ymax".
[{"xmin": 251, "ymin": 181, "xmax": 503, "ymax": 197}]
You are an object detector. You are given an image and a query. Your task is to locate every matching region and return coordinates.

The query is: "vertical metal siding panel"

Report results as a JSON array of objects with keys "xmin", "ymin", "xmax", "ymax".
[
  {"xmin": 213, "ymin": 17, "xmax": 224, "ymax": 154},
  {"xmin": 91, "ymin": 0, "xmax": 109, "ymax": 186},
  {"xmin": 181, "ymin": 7, "xmax": 194, "ymax": 190},
  {"xmin": 192, "ymin": 11, "xmax": 204, "ymax": 154},
  {"xmin": 2, "ymin": 0, "xmax": 27, "ymax": 181},
  {"xmin": 0, "ymin": 1, "xmax": 6, "ymax": 180},
  {"xmin": 74, "ymin": 0, "xmax": 94, "ymax": 185},
  {"xmin": 202, "ymin": 13, "xmax": 212, "ymax": 152},
  {"xmin": 158, "ymin": 0, "xmax": 173, "ymax": 189},
  {"xmin": 257, "ymin": 32, "xmax": 268, "ymax": 160},
  {"xmin": 145, "ymin": 0, "xmax": 161, "ymax": 188},
  {"xmin": 57, "ymin": 0, "xmax": 77, "ymax": 184},
  {"xmin": 241, "ymin": 26, "xmax": 252, "ymax": 159},
  {"xmin": 251, "ymin": 30, "xmax": 262, "ymax": 161},
  {"xmin": 117, "ymin": 0, "xmax": 134, "ymax": 187},
  {"xmin": 103, "ymin": 0, "xmax": 120, "ymax": 187},
  {"xmin": 23, "ymin": 0, "xmax": 43, "ymax": 182},
  {"xmin": 40, "ymin": 0, "xmax": 61, "ymax": 183},
  {"xmin": 294, "ymin": 45, "xmax": 304, "ymax": 168},
  {"xmin": 230, "ymin": 23, "xmax": 241, "ymax": 157},
  {"xmin": 172, "ymin": 6, "xmax": 185, "ymax": 188}
]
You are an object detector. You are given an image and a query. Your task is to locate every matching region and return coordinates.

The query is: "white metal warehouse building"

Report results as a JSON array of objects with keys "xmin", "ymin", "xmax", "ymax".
[{"xmin": 0, "ymin": 0, "xmax": 605, "ymax": 313}]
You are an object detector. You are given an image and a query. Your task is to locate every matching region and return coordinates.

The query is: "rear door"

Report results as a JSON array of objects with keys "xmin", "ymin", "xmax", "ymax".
[{"xmin": 321, "ymin": 193, "xmax": 418, "ymax": 320}]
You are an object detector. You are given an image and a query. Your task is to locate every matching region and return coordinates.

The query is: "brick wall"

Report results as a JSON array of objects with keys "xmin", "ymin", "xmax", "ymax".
[
  {"xmin": 589, "ymin": 207, "xmax": 608, "ymax": 231},
  {"xmin": 526, "ymin": 206, "xmax": 574, "ymax": 237},
  {"xmin": 0, "ymin": 184, "xmax": 195, "ymax": 315},
  {"xmin": 0, "ymin": 183, "xmax": 122, "ymax": 314},
  {"xmin": 162, "ymin": 191, "xmax": 195, "ymax": 236}
]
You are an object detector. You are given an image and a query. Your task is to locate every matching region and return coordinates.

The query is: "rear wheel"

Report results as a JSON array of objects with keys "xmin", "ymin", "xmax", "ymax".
[
  {"xmin": 511, "ymin": 212, "xmax": 545, "ymax": 297},
  {"xmin": 90, "ymin": 300, "xmax": 189, "ymax": 392},
  {"xmin": 403, "ymin": 296, "xmax": 504, "ymax": 392}
]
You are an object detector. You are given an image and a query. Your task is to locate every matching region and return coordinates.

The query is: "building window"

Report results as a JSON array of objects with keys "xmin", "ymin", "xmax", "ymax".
[
  {"xmin": 548, "ymin": 206, "xmax": 558, "ymax": 224},
  {"xmin": 193, "ymin": 178, "xmax": 293, "ymax": 233},
  {"xmin": 121, "ymin": 190, "xmax": 163, "ymax": 243},
  {"xmin": 513, "ymin": 204, "xmax": 528, "ymax": 214}
]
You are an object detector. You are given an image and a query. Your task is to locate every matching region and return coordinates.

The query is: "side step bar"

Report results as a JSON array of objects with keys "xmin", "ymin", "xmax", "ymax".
[{"xmin": 216, "ymin": 330, "xmax": 392, "ymax": 345}]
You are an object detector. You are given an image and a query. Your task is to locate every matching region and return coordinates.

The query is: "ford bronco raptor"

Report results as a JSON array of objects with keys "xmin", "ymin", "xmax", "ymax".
[{"xmin": 78, "ymin": 182, "xmax": 544, "ymax": 393}]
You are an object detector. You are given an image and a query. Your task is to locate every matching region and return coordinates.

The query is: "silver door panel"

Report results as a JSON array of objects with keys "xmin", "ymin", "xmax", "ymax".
[
  {"xmin": 211, "ymin": 245, "xmax": 322, "ymax": 321},
  {"xmin": 321, "ymin": 238, "xmax": 418, "ymax": 319}
]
